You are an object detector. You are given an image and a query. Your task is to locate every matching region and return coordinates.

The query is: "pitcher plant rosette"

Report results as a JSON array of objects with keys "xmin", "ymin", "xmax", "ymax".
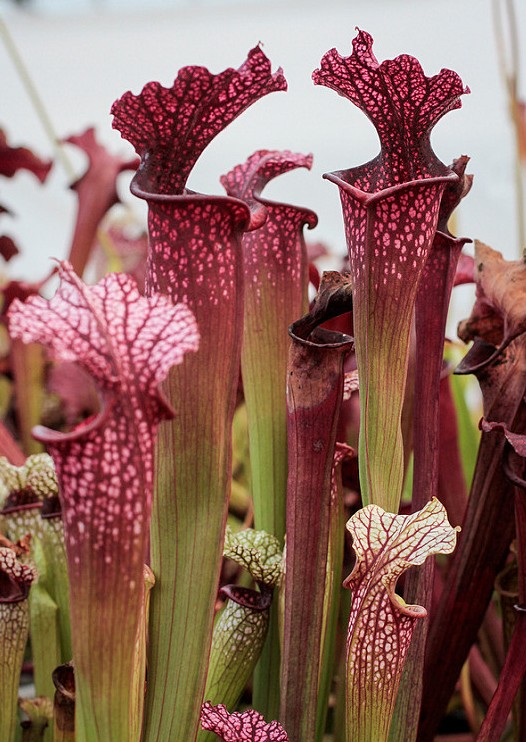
[{"xmin": 4, "ymin": 21, "xmax": 525, "ymax": 742}]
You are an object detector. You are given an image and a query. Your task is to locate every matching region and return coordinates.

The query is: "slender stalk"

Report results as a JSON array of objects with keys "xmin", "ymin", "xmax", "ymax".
[
  {"xmin": 111, "ymin": 47, "xmax": 287, "ymax": 741},
  {"xmin": 477, "ymin": 613, "xmax": 526, "ymax": 742},
  {"xmin": 420, "ymin": 344, "xmax": 526, "ymax": 739},
  {"xmin": 313, "ymin": 30, "xmax": 467, "ymax": 510},
  {"xmin": 329, "ymin": 177, "xmax": 453, "ymax": 510},
  {"xmin": 39, "ymin": 496, "xmax": 72, "ymax": 663},
  {"xmin": 221, "ymin": 149, "xmax": 316, "ymax": 718},
  {"xmin": 131, "ymin": 566, "xmax": 155, "ymax": 742},
  {"xmin": 10, "ymin": 339, "xmax": 44, "ymax": 455},
  {"xmin": 29, "ymin": 576, "xmax": 61, "ymax": 698},
  {"xmin": 420, "ymin": 242, "xmax": 526, "ymax": 740},
  {"xmin": 0, "ymin": 538, "xmax": 37, "ymax": 742},
  {"xmin": 221, "ymin": 149, "xmax": 315, "ymax": 543},
  {"xmin": 437, "ymin": 373, "xmax": 470, "ymax": 528},
  {"xmin": 469, "ymin": 645, "xmax": 498, "ymax": 709},
  {"xmin": 140, "ymin": 195, "xmax": 248, "ymax": 742},
  {"xmin": 496, "ymin": 562, "xmax": 524, "ymax": 736},
  {"xmin": 477, "ymin": 440, "xmax": 526, "ymax": 741},
  {"xmin": 316, "ymin": 443, "xmax": 354, "ymax": 741},
  {"xmin": 392, "ymin": 158, "xmax": 471, "ymax": 741},
  {"xmin": 280, "ymin": 273, "xmax": 353, "ymax": 742}
]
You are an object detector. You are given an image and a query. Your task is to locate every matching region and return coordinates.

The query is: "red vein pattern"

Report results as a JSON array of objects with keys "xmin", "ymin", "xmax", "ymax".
[
  {"xmin": 7, "ymin": 262, "xmax": 199, "ymax": 741},
  {"xmin": 145, "ymin": 197, "xmax": 249, "ymax": 304},
  {"xmin": 141, "ymin": 192, "xmax": 249, "ymax": 740},
  {"xmin": 221, "ymin": 149, "xmax": 316, "ymax": 535},
  {"xmin": 312, "ymin": 30, "xmax": 467, "ymax": 510},
  {"xmin": 221, "ymin": 150, "xmax": 316, "ymax": 320},
  {"xmin": 111, "ymin": 46, "xmax": 287, "ymax": 196},
  {"xmin": 221, "ymin": 149, "xmax": 314, "ymax": 230},
  {"xmin": 222, "ymin": 149, "xmax": 311, "ymax": 201},
  {"xmin": 200, "ymin": 702, "xmax": 289, "ymax": 741},
  {"xmin": 344, "ymin": 498, "xmax": 458, "ymax": 742},
  {"xmin": 409, "ymin": 154, "xmax": 472, "ymax": 540},
  {"xmin": 336, "ymin": 176, "xmax": 451, "ymax": 509},
  {"xmin": 414, "ymin": 159, "xmax": 472, "ymax": 403},
  {"xmin": 112, "ymin": 46, "xmax": 289, "ymax": 741},
  {"xmin": 312, "ymin": 29, "xmax": 468, "ymax": 189},
  {"xmin": 407, "ymin": 155, "xmax": 472, "ymax": 505},
  {"xmin": 394, "ymin": 160, "xmax": 472, "ymax": 740}
]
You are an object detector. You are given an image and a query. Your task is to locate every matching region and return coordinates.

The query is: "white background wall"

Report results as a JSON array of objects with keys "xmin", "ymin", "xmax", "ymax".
[{"xmin": 0, "ymin": 0, "xmax": 524, "ymax": 331}]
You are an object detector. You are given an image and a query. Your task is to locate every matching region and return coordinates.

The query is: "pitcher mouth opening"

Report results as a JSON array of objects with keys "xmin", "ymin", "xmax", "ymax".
[
  {"xmin": 323, "ymin": 169, "xmax": 459, "ymax": 207},
  {"xmin": 129, "ymin": 181, "xmax": 252, "ymax": 229}
]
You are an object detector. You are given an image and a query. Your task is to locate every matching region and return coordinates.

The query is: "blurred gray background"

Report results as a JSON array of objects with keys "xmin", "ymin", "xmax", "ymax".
[{"xmin": 0, "ymin": 0, "xmax": 524, "ymax": 330}]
